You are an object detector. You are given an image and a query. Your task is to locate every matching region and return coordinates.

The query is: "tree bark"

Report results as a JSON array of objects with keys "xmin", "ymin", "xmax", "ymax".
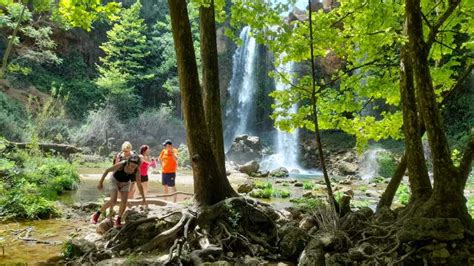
[
  {"xmin": 199, "ymin": 0, "xmax": 227, "ymax": 177},
  {"xmin": 399, "ymin": 38, "xmax": 432, "ymax": 204},
  {"xmin": 405, "ymin": 0, "xmax": 472, "ymax": 228},
  {"xmin": 308, "ymin": 0, "xmax": 336, "ymax": 209},
  {"xmin": 0, "ymin": 3, "xmax": 26, "ymax": 80},
  {"xmin": 376, "ymin": 154, "xmax": 407, "ymax": 212},
  {"xmin": 167, "ymin": 0, "xmax": 237, "ymax": 207}
]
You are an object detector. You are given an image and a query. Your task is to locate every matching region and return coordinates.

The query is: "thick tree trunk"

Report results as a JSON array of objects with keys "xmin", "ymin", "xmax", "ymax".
[
  {"xmin": 167, "ymin": 0, "xmax": 237, "ymax": 207},
  {"xmin": 399, "ymin": 41, "xmax": 432, "ymax": 204},
  {"xmin": 405, "ymin": 0, "xmax": 472, "ymax": 227},
  {"xmin": 199, "ymin": 0, "xmax": 227, "ymax": 177}
]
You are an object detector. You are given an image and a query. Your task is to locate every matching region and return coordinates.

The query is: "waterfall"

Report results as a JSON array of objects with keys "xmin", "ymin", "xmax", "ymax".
[
  {"xmin": 260, "ymin": 62, "xmax": 302, "ymax": 172},
  {"xmin": 359, "ymin": 148, "xmax": 384, "ymax": 180},
  {"xmin": 224, "ymin": 26, "xmax": 258, "ymax": 149}
]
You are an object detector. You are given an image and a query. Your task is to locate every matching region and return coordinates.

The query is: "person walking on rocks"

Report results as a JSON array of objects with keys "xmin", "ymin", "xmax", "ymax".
[
  {"xmin": 158, "ymin": 140, "xmax": 178, "ymax": 202},
  {"xmin": 90, "ymin": 154, "xmax": 147, "ymax": 227},
  {"xmin": 137, "ymin": 144, "xmax": 156, "ymax": 198}
]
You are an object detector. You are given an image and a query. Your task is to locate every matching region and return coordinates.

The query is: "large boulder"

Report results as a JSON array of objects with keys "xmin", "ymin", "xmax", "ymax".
[
  {"xmin": 238, "ymin": 160, "xmax": 260, "ymax": 175},
  {"xmin": 278, "ymin": 225, "xmax": 309, "ymax": 260},
  {"xmin": 237, "ymin": 181, "xmax": 255, "ymax": 193},
  {"xmin": 226, "ymin": 135, "xmax": 263, "ymax": 164},
  {"xmin": 270, "ymin": 167, "xmax": 289, "ymax": 178}
]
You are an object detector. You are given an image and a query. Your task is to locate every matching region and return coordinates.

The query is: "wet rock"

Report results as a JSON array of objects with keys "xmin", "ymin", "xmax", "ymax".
[
  {"xmin": 317, "ymin": 231, "xmax": 351, "ymax": 252},
  {"xmin": 65, "ymin": 238, "xmax": 96, "ymax": 257},
  {"xmin": 270, "ymin": 167, "xmax": 289, "ymax": 178},
  {"xmin": 294, "ymin": 182, "xmax": 303, "ymax": 187},
  {"xmin": 397, "ymin": 218, "xmax": 464, "ymax": 242},
  {"xmin": 302, "ymin": 192, "xmax": 314, "ymax": 198},
  {"xmin": 238, "ymin": 160, "xmax": 260, "ymax": 175},
  {"xmin": 252, "ymin": 170, "xmax": 269, "ymax": 178},
  {"xmin": 237, "ymin": 181, "xmax": 255, "ymax": 193},
  {"xmin": 278, "ymin": 225, "xmax": 309, "ymax": 260},
  {"xmin": 123, "ymin": 209, "xmax": 147, "ymax": 224},
  {"xmin": 74, "ymin": 202, "xmax": 101, "ymax": 211},
  {"xmin": 298, "ymin": 238, "xmax": 325, "ymax": 266},
  {"xmin": 338, "ymin": 161, "xmax": 358, "ymax": 175},
  {"xmin": 341, "ymin": 208, "xmax": 373, "ymax": 234},
  {"xmin": 103, "ymin": 227, "xmax": 120, "ymax": 240},
  {"xmin": 299, "ymin": 216, "xmax": 317, "ymax": 230},
  {"xmin": 96, "ymin": 217, "xmax": 113, "ymax": 235},
  {"xmin": 243, "ymin": 255, "xmax": 260, "ymax": 265},
  {"xmin": 226, "ymin": 135, "xmax": 263, "ymax": 164}
]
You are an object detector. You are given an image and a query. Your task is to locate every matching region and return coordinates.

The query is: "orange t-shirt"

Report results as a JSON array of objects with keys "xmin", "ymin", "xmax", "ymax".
[{"xmin": 159, "ymin": 148, "xmax": 178, "ymax": 173}]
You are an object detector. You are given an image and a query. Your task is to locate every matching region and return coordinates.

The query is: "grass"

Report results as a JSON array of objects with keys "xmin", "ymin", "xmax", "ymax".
[
  {"xmin": 303, "ymin": 181, "xmax": 314, "ymax": 190},
  {"xmin": 290, "ymin": 198, "xmax": 324, "ymax": 212}
]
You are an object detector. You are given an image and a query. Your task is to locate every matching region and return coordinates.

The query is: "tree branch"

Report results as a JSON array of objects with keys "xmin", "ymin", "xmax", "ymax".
[
  {"xmin": 426, "ymin": 0, "xmax": 461, "ymax": 48},
  {"xmin": 441, "ymin": 63, "xmax": 474, "ymax": 103}
]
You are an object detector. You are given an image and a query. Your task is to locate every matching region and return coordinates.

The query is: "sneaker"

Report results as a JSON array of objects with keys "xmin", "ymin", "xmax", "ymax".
[
  {"xmin": 90, "ymin": 212, "xmax": 100, "ymax": 224},
  {"xmin": 114, "ymin": 216, "xmax": 122, "ymax": 228}
]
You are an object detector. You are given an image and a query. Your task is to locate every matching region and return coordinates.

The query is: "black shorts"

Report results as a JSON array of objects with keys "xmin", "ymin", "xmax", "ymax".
[
  {"xmin": 140, "ymin": 175, "xmax": 149, "ymax": 182},
  {"xmin": 162, "ymin": 173, "xmax": 176, "ymax": 187}
]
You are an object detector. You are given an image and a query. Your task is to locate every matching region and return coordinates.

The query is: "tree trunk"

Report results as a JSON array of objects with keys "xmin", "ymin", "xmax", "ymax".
[
  {"xmin": 167, "ymin": 0, "xmax": 237, "ymax": 207},
  {"xmin": 199, "ymin": 0, "xmax": 227, "ymax": 177},
  {"xmin": 376, "ymin": 154, "xmax": 407, "ymax": 212},
  {"xmin": 0, "ymin": 4, "xmax": 26, "ymax": 80},
  {"xmin": 308, "ymin": 0, "xmax": 336, "ymax": 209},
  {"xmin": 405, "ymin": 0, "xmax": 472, "ymax": 228},
  {"xmin": 399, "ymin": 39, "xmax": 432, "ymax": 204}
]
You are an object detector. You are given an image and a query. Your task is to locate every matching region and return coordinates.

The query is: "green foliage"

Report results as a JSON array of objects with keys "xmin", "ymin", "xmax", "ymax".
[
  {"xmin": 0, "ymin": 91, "xmax": 27, "ymax": 141},
  {"xmin": 254, "ymin": 181, "xmax": 272, "ymax": 189},
  {"xmin": 96, "ymin": 1, "xmax": 152, "ymax": 119},
  {"xmin": 0, "ymin": 138, "xmax": 80, "ymax": 220},
  {"xmin": 230, "ymin": 0, "xmax": 473, "ymax": 150},
  {"xmin": 303, "ymin": 181, "xmax": 314, "ymax": 190},
  {"xmin": 395, "ymin": 183, "xmax": 410, "ymax": 206},
  {"xmin": 351, "ymin": 200, "xmax": 370, "ymax": 209},
  {"xmin": 249, "ymin": 181, "xmax": 290, "ymax": 199},
  {"xmin": 468, "ymin": 197, "xmax": 474, "ymax": 218},
  {"xmin": 249, "ymin": 188, "xmax": 272, "ymax": 199},
  {"xmin": 23, "ymin": 54, "xmax": 104, "ymax": 120},
  {"xmin": 290, "ymin": 197, "xmax": 324, "ymax": 212},
  {"xmin": 377, "ymin": 151, "xmax": 397, "ymax": 178}
]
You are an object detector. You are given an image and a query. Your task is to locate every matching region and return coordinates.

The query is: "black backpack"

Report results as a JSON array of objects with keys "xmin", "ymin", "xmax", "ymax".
[{"xmin": 112, "ymin": 151, "xmax": 136, "ymax": 165}]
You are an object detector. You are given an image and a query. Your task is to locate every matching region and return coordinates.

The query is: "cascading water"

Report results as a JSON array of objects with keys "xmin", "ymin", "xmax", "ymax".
[
  {"xmin": 260, "ymin": 62, "xmax": 302, "ymax": 172},
  {"xmin": 359, "ymin": 147, "xmax": 384, "ymax": 180},
  {"xmin": 224, "ymin": 26, "xmax": 258, "ymax": 149}
]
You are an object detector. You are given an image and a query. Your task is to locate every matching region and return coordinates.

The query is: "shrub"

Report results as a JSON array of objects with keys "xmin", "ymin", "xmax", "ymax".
[
  {"xmin": 254, "ymin": 181, "xmax": 272, "ymax": 189},
  {"xmin": 377, "ymin": 151, "xmax": 397, "ymax": 178},
  {"xmin": 290, "ymin": 198, "xmax": 324, "ymax": 212},
  {"xmin": 303, "ymin": 181, "xmax": 314, "ymax": 190},
  {"xmin": 0, "ymin": 144, "xmax": 80, "ymax": 220},
  {"xmin": 395, "ymin": 183, "xmax": 410, "ymax": 206},
  {"xmin": 0, "ymin": 92, "xmax": 27, "ymax": 141}
]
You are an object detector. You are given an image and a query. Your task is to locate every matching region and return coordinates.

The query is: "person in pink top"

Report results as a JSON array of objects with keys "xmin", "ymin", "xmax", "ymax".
[{"xmin": 136, "ymin": 145, "xmax": 156, "ymax": 198}]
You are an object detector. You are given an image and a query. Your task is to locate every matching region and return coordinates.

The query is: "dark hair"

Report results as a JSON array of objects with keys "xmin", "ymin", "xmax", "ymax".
[
  {"xmin": 162, "ymin": 139, "xmax": 172, "ymax": 146},
  {"xmin": 140, "ymin": 145, "xmax": 149, "ymax": 155}
]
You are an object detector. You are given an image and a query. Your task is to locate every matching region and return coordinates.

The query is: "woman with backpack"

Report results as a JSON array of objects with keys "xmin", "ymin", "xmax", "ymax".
[{"xmin": 91, "ymin": 154, "xmax": 147, "ymax": 227}]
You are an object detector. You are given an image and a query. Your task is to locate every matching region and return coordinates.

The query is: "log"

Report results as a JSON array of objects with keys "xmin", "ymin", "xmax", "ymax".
[{"xmin": 9, "ymin": 142, "xmax": 82, "ymax": 157}]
